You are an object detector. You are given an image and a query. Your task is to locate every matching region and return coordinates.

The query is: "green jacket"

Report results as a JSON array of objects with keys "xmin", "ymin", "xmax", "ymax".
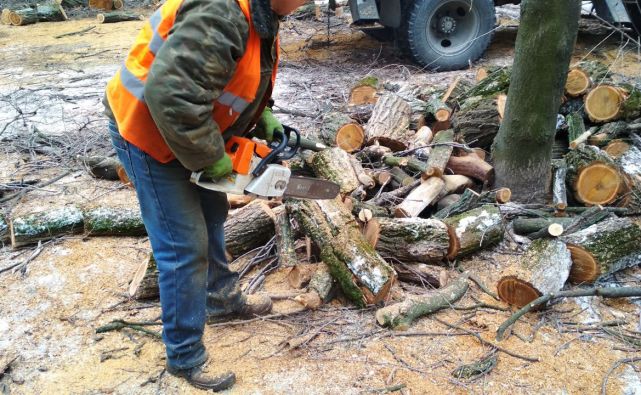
[{"xmin": 105, "ymin": 0, "xmax": 279, "ymax": 171}]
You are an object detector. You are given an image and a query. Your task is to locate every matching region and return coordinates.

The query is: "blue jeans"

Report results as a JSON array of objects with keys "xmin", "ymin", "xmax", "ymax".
[{"xmin": 109, "ymin": 122, "xmax": 244, "ymax": 370}]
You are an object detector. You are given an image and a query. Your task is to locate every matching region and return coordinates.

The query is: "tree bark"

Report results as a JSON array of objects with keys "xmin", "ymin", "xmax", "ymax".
[
  {"xmin": 393, "ymin": 262, "xmax": 442, "ymax": 288},
  {"xmin": 309, "ymin": 147, "xmax": 360, "ymax": 194},
  {"xmin": 319, "ymin": 112, "xmax": 363, "ymax": 152},
  {"xmin": 274, "ymin": 207, "xmax": 297, "ymax": 267},
  {"xmin": 9, "ymin": 9, "xmax": 38, "ymax": 25},
  {"xmin": 452, "ymin": 96, "xmax": 501, "ymax": 150},
  {"xmin": 0, "ymin": 214, "xmax": 9, "ymax": 245},
  {"xmin": 615, "ymin": 145, "xmax": 641, "ymax": 214},
  {"xmin": 224, "ymin": 201, "xmax": 276, "ymax": 258},
  {"xmin": 442, "ymin": 205, "xmax": 503, "ymax": 258},
  {"xmin": 308, "ymin": 262, "xmax": 337, "ymax": 303},
  {"xmin": 375, "ymin": 274, "xmax": 469, "ymax": 330},
  {"xmin": 562, "ymin": 217, "xmax": 641, "ymax": 283},
  {"xmin": 552, "ymin": 160, "xmax": 568, "ymax": 210},
  {"xmin": 491, "ymin": 0, "xmax": 581, "ymax": 202},
  {"xmin": 83, "ymin": 207, "xmax": 146, "ymax": 236},
  {"xmin": 364, "ymin": 217, "xmax": 450, "ymax": 263},
  {"xmin": 365, "ymin": 94, "xmax": 412, "ymax": 151},
  {"xmin": 288, "ymin": 198, "xmax": 396, "ymax": 307},
  {"xmin": 497, "ymin": 239, "xmax": 572, "ymax": 308},
  {"xmin": 10, "ymin": 206, "xmax": 84, "ymax": 248}
]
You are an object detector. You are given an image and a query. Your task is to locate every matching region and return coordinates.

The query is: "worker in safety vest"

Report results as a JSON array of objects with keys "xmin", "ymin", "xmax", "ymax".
[{"xmin": 103, "ymin": 0, "xmax": 307, "ymax": 390}]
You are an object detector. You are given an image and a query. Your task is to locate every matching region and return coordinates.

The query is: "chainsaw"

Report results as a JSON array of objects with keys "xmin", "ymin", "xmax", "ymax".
[{"xmin": 190, "ymin": 125, "xmax": 340, "ymax": 200}]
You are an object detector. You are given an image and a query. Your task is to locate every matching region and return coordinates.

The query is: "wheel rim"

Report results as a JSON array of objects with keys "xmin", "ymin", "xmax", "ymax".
[{"xmin": 425, "ymin": 0, "xmax": 481, "ymax": 56}]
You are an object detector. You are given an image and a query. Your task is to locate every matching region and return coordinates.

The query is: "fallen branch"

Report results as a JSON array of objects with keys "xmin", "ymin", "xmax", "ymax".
[
  {"xmin": 95, "ymin": 319, "xmax": 162, "ymax": 339},
  {"xmin": 601, "ymin": 357, "xmax": 641, "ymax": 395},
  {"xmin": 496, "ymin": 286, "xmax": 641, "ymax": 341}
]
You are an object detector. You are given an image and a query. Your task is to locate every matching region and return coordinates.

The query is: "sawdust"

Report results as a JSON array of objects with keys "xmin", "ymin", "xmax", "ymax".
[{"xmin": 1, "ymin": 10, "xmax": 641, "ymax": 395}]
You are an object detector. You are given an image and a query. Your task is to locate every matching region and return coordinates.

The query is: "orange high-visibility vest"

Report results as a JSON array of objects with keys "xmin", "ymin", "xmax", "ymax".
[{"xmin": 105, "ymin": 0, "xmax": 278, "ymax": 163}]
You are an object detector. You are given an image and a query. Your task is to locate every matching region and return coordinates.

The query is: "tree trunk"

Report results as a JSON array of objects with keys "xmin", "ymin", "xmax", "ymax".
[
  {"xmin": 364, "ymin": 217, "xmax": 451, "ymax": 263},
  {"xmin": 10, "ymin": 206, "xmax": 84, "ymax": 248},
  {"xmin": 442, "ymin": 205, "xmax": 503, "ymax": 258},
  {"xmin": 561, "ymin": 217, "xmax": 641, "ymax": 283},
  {"xmin": 309, "ymin": 148, "xmax": 360, "ymax": 194},
  {"xmin": 83, "ymin": 207, "xmax": 146, "ymax": 236},
  {"xmin": 96, "ymin": 11, "xmax": 143, "ymax": 23},
  {"xmin": 492, "ymin": 0, "xmax": 581, "ymax": 202},
  {"xmin": 365, "ymin": 94, "xmax": 412, "ymax": 151},
  {"xmin": 375, "ymin": 274, "xmax": 469, "ymax": 330},
  {"xmin": 497, "ymin": 239, "xmax": 572, "ymax": 308},
  {"xmin": 394, "ymin": 177, "xmax": 445, "ymax": 218},
  {"xmin": 224, "ymin": 201, "xmax": 276, "ymax": 258},
  {"xmin": 287, "ymin": 198, "xmax": 396, "ymax": 307},
  {"xmin": 128, "ymin": 253, "xmax": 159, "ymax": 300}
]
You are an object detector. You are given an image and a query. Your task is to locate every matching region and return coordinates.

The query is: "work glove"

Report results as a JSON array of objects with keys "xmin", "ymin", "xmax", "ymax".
[
  {"xmin": 202, "ymin": 154, "xmax": 233, "ymax": 180},
  {"xmin": 253, "ymin": 107, "xmax": 283, "ymax": 143}
]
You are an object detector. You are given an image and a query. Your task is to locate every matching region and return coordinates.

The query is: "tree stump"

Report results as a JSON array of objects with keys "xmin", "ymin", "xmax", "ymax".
[
  {"xmin": 364, "ymin": 218, "xmax": 450, "ymax": 263},
  {"xmin": 562, "ymin": 217, "xmax": 641, "ymax": 283},
  {"xmin": 288, "ymin": 198, "xmax": 396, "ymax": 307},
  {"xmin": 497, "ymin": 239, "xmax": 572, "ymax": 308},
  {"xmin": 224, "ymin": 201, "xmax": 276, "ymax": 258},
  {"xmin": 442, "ymin": 205, "xmax": 503, "ymax": 258}
]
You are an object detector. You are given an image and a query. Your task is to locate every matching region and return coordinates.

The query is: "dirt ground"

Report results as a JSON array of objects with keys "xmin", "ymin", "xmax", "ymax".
[{"xmin": 1, "ymin": 7, "xmax": 641, "ymax": 395}]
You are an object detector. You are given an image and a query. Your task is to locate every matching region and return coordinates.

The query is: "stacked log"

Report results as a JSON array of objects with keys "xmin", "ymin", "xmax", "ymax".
[
  {"xmin": 365, "ymin": 93, "xmax": 412, "ymax": 151},
  {"xmin": 224, "ymin": 201, "xmax": 276, "ymax": 258}
]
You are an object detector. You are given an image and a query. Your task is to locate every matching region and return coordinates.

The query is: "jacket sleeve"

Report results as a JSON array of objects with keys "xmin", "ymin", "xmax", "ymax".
[{"xmin": 144, "ymin": 0, "xmax": 249, "ymax": 171}]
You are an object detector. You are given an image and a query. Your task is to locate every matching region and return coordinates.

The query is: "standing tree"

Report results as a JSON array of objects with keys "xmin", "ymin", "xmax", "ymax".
[{"xmin": 492, "ymin": 0, "xmax": 582, "ymax": 202}]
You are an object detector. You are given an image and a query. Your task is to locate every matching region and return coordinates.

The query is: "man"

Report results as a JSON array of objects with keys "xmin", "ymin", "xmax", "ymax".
[{"xmin": 103, "ymin": 0, "xmax": 307, "ymax": 390}]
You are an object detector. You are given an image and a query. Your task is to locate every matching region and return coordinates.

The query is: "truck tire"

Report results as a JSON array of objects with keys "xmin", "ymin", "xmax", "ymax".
[{"xmin": 402, "ymin": 0, "xmax": 496, "ymax": 70}]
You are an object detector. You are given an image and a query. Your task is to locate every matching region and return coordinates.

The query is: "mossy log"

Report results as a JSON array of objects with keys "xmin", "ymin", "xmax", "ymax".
[
  {"xmin": 512, "ymin": 217, "xmax": 575, "ymax": 236},
  {"xmin": 308, "ymin": 262, "xmax": 337, "ymax": 303},
  {"xmin": 83, "ymin": 207, "xmax": 146, "ymax": 236},
  {"xmin": 365, "ymin": 93, "xmax": 412, "ymax": 151},
  {"xmin": 442, "ymin": 204, "xmax": 503, "ymax": 258},
  {"xmin": 376, "ymin": 274, "xmax": 469, "ymax": 330},
  {"xmin": 287, "ymin": 198, "xmax": 396, "ymax": 307},
  {"xmin": 389, "ymin": 167, "xmax": 414, "ymax": 188},
  {"xmin": 561, "ymin": 217, "xmax": 641, "ymax": 283},
  {"xmin": 364, "ymin": 217, "xmax": 451, "ymax": 263},
  {"xmin": 459, "ymin": 67, "xmax": 511, "ymax": 102},
  {"xmin": 35, "ymin": 3, "xmax": 67, "ymax": 21},
  {"xmin": 394, "ymin": 177, "xmax": 444, "ymax": 218},
  {"xmin": 567, "ymin": 112, "xmax": 586, "ymax": 145},
  {"xmin": 584, "ymin": 85, "xmax": 625, "ymax": 123},
  {"xmin": 383, "ymin": 155, "xmax": 428, "ymax": 175},
  {"xmin": 426, "ymin": 97, "xmax": 452, "ymax": 122},
  {"xmin": 10, "ymin": 206, "xmax": 84, "ymax": 248},
  {"xmin": 564, "ymin": 144, "xmax": 622, "ymax": 205},
  {"xmin": 128, "ymin": 253, "xmax": 159, "ymax": 300},
  {"xmin": 446, "ymin": 154, "xmax": 495, "ymax": 183},
  {"xmin": 423, "ymin": 129, "xmax": 454, "ymax": 178},
  {"xmin": 9, "ymin": 9, "xmax": 38, "ymax": 25},
  {"xmin": 309, "ymin": 148, "xmax": 360, "ymax": 194},
  {"xmin": 224, "ymin": 201, "xmax": 276, "ymax": 258},
  {"xmin": 97, "ymin": 11, "xmax": 143, "ymax": 23},
  {"xmin": 621, "ymin": 85, "xmax": 641, "ymax": 120},
  {"xmin": 433, "ymin": 188, "xmax": 508, "ymax": 220},
  {"xmin": 452, "ymin": 96, "xmax": 501, "ymax": 150},
  {"xmin": 497, "ymin": 239, "xmax": 572, "ymax": 308}
]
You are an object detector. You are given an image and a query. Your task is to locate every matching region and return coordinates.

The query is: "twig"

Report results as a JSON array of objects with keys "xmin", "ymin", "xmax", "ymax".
[
  {"xmin": 496, "ymin": 286, "xmax": 641, "ymax": 341},
  {"xmin": 434, "ymin": 318, "xmax": 540, "ymax": 363},
  {"xmin": 54, "ymin": 26, "xmax": 95, "ymax": 39},
  {"xmin": 0, "ymin": 240, "xmax": 50, "ymax": 275},
  {"xmin": 208, "ymin": 310, "xmax": 307, "ymax": 327},
  {"xmin": 95, "ymin": 319, "xmax": 162, "ymax": 339},
  {"xmin": 601, "ymin": 357, "xmax": 641, "ymax": 395},
  {"xmin": 467, "ymin": 273, "xmax": 500, "ymax": 301},
  {"xmin": 0, "ymin": 170, "xmax": 73, "ymax": 204},
  {"xmin": 370, "ymin": 383, "xmax": 406, "ymax": 394}
]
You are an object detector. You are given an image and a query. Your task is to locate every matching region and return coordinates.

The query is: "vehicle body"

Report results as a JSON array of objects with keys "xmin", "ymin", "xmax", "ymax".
[{"xmin": 348, "ymin": 0, "xmax": 641, "ymax": 71}]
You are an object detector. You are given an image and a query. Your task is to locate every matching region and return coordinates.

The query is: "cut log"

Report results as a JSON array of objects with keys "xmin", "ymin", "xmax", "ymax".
[
  {"xmin": 552, "ymin": 160, "xmax": 568, "ymax": 210},
  {"xmin": 446, "ymin": 154, "xmax": 495, "ymax": 184},
  {"xmin": 344, "ymin": 198, "xmax": 391, "ymax": 218},
  {"xmin": 588, "ymin": 121, "xmax": 626, "ymax": 147},
  {"xmin": 495, "ymin": 188, "xmax": 512, "ymax": 204},
  {"xmin": 565, "ymin": 67, "xmax": 592, "ymax": 97},
  {"xmin": 287, "ymin": 265, "xmax": 315, "ymax": 289},
  {"xmin": 335, "ymin": 123, "xmax": 365, "ymax": 153},
  {"xmin": 274, "ymin": 207, "xmax": 297, "ymax": 267},
  {"xmin": 426, "ymin": 97, "xmax": 452, "ymax": 122},
  {"xmin": 287, "ymin": 198, "xmax": 396, "ymax": 307},
  {"xmin": 9, "ymin": 9, "xmax": 38, "ymax": 25},
  {"xmin": 365, "ymin": 93, "xmax": 412, "ymax": 151},
  {"xmin": 604, "ymin": 139, "xmax": 630, "ymax": 158},
  {"xmin": 349, "ymin": 156, "xmax": 375, "ymax": 189},
  {"xmin": 561, "ymin": 217, "xmax": 641, "ymax": 283},
  {"xmin": 394, "ymin": 177, "xmax": 445, "ymax": 218},
  {"xmin": 584, "ymin": 85, "xmax": 625, "ymax": 123},
  {"xmin": 81, "ymin": 156, "xmax": 124, "ymax": 181},
  {"xmin": 497, "ymin": 239, "xmax": 572, "ymax": 308},
  {"xmin": 621, "ymin": 85, "xmax": 641, "ymax": 120},
  {"xmin": 459, "ymin": 67, "xmax": 511, "ymax": 102},
  {"xmin": 409, "ymin": 126, "xmax": 433, "ymax": 157},
  {"xmin": 565, "ymin": 144, "xmax": 622, "ymax": 205},
  {"xmin": 366, "ymin": 179, "xmax": 420, "ymax": 207},
  {"xmin": 227, "ymin": 194, "xmax": 253, "ymax": 208},
  {"xmin": 224, "ymin": 201, "xmax": 276, "ymax": 258},
  {"xmin": 0, "ymin": 214, "xmax": 9, "ymax": 244},
  {"xmin": 319, "ymin": 112, "xmax": 358, "ymax": 151},
  {"xmin": 10, "ymin": 206, "xmax": 84, "ymax": 248},
  {"xmin": 436, "ymin": 194, "xmax": 461, "ymax": 211},
  {"xmin": 566, "ymin": 112, "xmax": 586, "ymax": 146},
  {"xmin": 96, "ymin": 11, "xmax": 143, "ymax": 23},
  {"xmin": 423, "ymin": 129, "xmax": 454, "ymax": 178},
  {"xmin": 392, "ymin": 262, "xmax": 442, "ymax": 288},
  {"xmin": 355, "ymin": 144, "xmax": 392, "ymax": 162},
  {"xmin": 547, "ymin": 223, "xmax": 564, "ymax": 237},
  {"xmin": 569, "ymin": 127, "xmax": 597, "ymax": 150},
  {"xmin": 442, "ymin": 174, "xmax": 474, "ymax": 194},
  {"xmin": 376, "ymin": 274, "xmax": 469, "ymax": 330},
  {"xmin": 293, "ymin": 291, "xmax": 322, "ymax": 310},
  {"xmin": 308, "ymin": 262, "xmax": 337, "ymax": 303},
  {"xmin": 452, "ymin": 96, "xmax": 501, "ymax": 150},
  {"xmin": 383, "ymin": 155, "xmax": 429, "ymax": 175},
  {"xmin": 113, "ymin": 0, "xmax": 124, "ymax": 9},
  {"xmin": 442, "ymin": 76, "xmax": 462, "ymax": 104},
  {"xmin": 442, "ymin": 205, "xmax": 503, "ymax": 258},
  {"xmin": 309, "ymin": 148, "xmax": 360, "ymax": 194},
  {"xmin": 349, "ymin": 77, "xmax": 378, "ymax": 106},
  {"xmin": 128, "ymin": 253, "xmax": 159, "ymax": 300},
  {"xmin": 364, "ymin": 217, "xmax": 450, "ymax": 263},
  {"xmin": 35, "ymin": 3, "xmax": 67, "ymax": 21},
  {"xmin": 83, "ymin": 207, "xmax": 145, "ymax": 236},
  {"xmin": 1, "ymin": 9, "xmax": 11, "ymax": 25},
  {"xmin": 389, "ymin": 167, "xmax": 415, "ymax": 187},
  {"xmin": 433, "ymin": 188, "xmax": 506, "ymax": 220},
  {"xmin": 512, "ymin": 217, "xmax": 575, "ymax": 236},
  {"xmin": 615, "ymin": 145, "xmax": 641, "ymax": 214}
]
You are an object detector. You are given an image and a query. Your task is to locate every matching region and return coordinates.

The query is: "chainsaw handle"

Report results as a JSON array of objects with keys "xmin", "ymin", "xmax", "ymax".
[{"xmin": 252, "ymin": 125, "xmax": 301, "ymax": 176}]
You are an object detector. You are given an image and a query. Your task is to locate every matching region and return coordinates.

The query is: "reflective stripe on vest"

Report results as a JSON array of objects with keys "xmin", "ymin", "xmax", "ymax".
[{"xmin": 105, "ymin": 0, "xmax": 278, "ymax": 163}]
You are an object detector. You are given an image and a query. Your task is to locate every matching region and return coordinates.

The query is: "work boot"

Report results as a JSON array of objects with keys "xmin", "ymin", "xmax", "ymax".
[
  {"xmin": 166, "ymin": 362, "xmax": 236, "ymax": 392},
  {"xmin": 235, "ymin": 293, "xmax": 273, "ymax": 317}
]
